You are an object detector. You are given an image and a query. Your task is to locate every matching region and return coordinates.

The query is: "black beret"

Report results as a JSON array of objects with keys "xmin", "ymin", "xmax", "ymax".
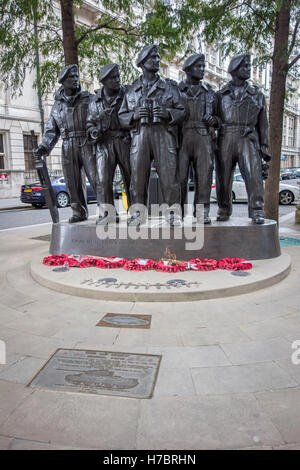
[
  {"xmin": 58, "ymin": 64, "xmax": 79, "ymax": 84},
  {"xmin": 183, "ymin": 53, "xmax": 205, "ymax": 71},
  {"xmin": 136, "ymin": 45, "xmax": 159, "ymax": 67},
  {"xmin": 99, "ymin": 63, "xmax": 119, "ymax": 82},
  {"xmin": 228, "ymin": 54, "xmax": 250, "ymax": 74}
]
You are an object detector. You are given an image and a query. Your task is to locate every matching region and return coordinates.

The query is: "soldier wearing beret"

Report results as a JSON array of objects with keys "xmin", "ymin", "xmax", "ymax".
[
  {"xmin": 215, "ymin": 54, "xmax": 271, "ymax": 224},
  {"xmin": 178, "ymin": 53, "xmax": 218, "ymax": 224},
  {"xmin": 35, "ymin": 64, "xmax": 97, "ymax": 223},
  {"xmin": 119, "ymin": 45, "xmax": 186, "ymax": 225},
  {"xmin": 86, "ymin": 64, "xmax": 131, "ymax": 224}
]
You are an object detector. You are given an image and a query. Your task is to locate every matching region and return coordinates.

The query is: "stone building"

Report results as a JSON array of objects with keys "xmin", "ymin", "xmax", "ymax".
[{"xmin": 0, "ymin": 0, "xmax": 299, "ymax": 198}]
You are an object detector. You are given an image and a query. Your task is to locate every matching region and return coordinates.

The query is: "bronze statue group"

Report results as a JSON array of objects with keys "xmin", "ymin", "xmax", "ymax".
[{"xmin": 36, "ymin": 45, "xmax": 271, "ymax": 227}]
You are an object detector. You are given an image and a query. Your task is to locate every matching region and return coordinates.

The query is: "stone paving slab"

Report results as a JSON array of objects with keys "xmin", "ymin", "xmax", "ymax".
[
  {"xmin": 0, "ymin": 356, "xmax": 46, "ymax": 385},
  {"xmin": 0, "ymin": 436, "xmax": 13, "ymax": 450},
  {"xmin": 136, "ymin": 395, "xmax": 284, "ymax": 449},
  {"xmin": 153, "ymin": 368, "xmax": 196, "ymax": 397},
  {"xmin": 0, "ymin": 389, "xmax": 141, "ymax": 450},
  {"xmin": 255, "ymin": 389, "xmax": 300, "ymax": 444},
  {"xmin": 220, "ymin": 338, "xmax": 292, "ymax": 365},
  {"xmin": 0, "ymin": 380, "xmax": 34, "ymax": 428},
  {"xmin": 7, "ymin": 438, "xmax": 95, "ymax": 450},
  {"xmin": 147, "ymin": 346, "xmax": 231, "ymax": 369},
  {"xmin": 190, "ymin": 362, "xmax": 297, "ymax": 395}
]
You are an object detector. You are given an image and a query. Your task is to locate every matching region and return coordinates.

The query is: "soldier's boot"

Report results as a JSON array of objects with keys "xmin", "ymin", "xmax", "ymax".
[
  {"xmin": 195, "ymin": 204, "xmax": 211, "ymax": 225},
  {"xmin": 252, "ymin": 209, "xmax": 265, "ymax": 225},
  {"xmin": 204, "ymin": 205, "xmax": 211, "ymax": 225},
  {"xmin": 69, "ymin": 213, "xmax": 87, "ymax": 223},
  {"xmin": 216, "ymin": 208, "xmax": 230, "ymax": 222}
]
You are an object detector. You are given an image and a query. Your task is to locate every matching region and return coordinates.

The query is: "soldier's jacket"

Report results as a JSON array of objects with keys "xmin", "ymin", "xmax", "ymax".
[
  {"xmin": 217, "ymin": 81, "xmax": 269, "ymax": 147},
  {"xmin": 118, "ymin": 75, "xmax": 186, "ymax": 145},
  {"xmin": 86, "ymin": 85, "xmax": 128, "ymax": 135},
  {"xmin": 40, "ymin": 86, "xmax": 90, "ymax": 154},
  {"xmin": 179, "ymin": 80, "xmax": 217, "ymax": 133}
]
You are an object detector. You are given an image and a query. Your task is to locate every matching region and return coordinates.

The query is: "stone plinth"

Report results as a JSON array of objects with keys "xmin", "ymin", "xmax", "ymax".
[{"xmin": 50, "ymin": 217, "xmax": 280, "ymax": 261}]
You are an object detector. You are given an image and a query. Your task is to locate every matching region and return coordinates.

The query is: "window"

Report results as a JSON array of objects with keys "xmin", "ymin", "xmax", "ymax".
[
  {"xmin": 217, "ymin": 50, "xmax": 222, "ymax": 67},
  {"xmin": 0, "ymin": 133, "xmax": 5, "ymax": 169},
  {"xmin": 23, "ymin": 134, "xmax": 36, "ymax": 171}
]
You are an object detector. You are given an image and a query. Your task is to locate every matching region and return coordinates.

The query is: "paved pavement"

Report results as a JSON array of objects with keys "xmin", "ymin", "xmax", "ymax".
[
  {"xmin": 0, "ymin": 217, "xmax": 300, "ymax": 450},
  {"xmin": 0, "ymin": 197, "xmax": 30, "ymax": 210}
]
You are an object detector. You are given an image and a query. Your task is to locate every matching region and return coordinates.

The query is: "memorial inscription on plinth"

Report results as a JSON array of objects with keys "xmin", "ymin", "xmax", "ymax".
[{"xmin": 28, "ymin": 348, "xmax": 161, "ymax": 398}]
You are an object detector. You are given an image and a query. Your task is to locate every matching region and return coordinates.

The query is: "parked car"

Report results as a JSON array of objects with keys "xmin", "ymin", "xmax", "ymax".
[
  {"xmin": 20, "ymin": 176, "xmax": 95, "ymax": 208},
  {"xmin": 211, "ymin": 173, "xmax": 299, "ymax": 205},
  {"xmin": 280, "ymin": 169, "xmax": 297, "ymax": 180},
  {"xmin": 21, "ymin": 167, "xmax": 124, "ymax": 208}
]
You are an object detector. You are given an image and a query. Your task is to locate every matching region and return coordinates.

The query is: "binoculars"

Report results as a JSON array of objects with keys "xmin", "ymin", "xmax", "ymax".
[{"xmin": 140, "ymin": 99, "xmax": 162, "ymax": 124}]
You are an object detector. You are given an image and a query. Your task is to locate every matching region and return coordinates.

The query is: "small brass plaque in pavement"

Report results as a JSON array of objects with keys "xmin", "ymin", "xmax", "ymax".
[
  {"xmin": 97, "ymin": 313, "xmax": 152, "ymax": 329},
  {"xmin": 28, "ymin": 348, "xmax": 161, "ymax": 399}
]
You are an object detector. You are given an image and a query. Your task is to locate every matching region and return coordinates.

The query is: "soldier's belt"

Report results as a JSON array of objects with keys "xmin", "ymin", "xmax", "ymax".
[
  {"xmin": 61, "ymin": 130, "xmax": 86, "ymax": 139},
  {"xmin": 220, "ymin": 125, "xmax": 254, "ymax": 137}
]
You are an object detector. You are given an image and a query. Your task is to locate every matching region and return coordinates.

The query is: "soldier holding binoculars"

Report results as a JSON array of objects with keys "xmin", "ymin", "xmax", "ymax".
[{"xmin": 119, "ymin": 45, "xmax": 186, "ymax": 226}]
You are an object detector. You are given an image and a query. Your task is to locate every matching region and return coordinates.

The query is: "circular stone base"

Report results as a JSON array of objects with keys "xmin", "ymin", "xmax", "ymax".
[{"xmin": 31, "ymin": 251, "xmax": 291, "ymax": 302}]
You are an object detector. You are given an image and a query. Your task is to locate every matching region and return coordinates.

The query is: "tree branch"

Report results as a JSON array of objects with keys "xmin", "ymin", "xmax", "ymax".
[
  {"xmin": 288, "ymin": 52, "xmax": 300, "ymax": 69},
  {"xmin": 35, "ymin": 23, "xmax": 63, "ymax": 43},
  {"xmin": 288, "ymin": 20, "xmax": 299, "ymax": 57},
  {"xmin": 76, "ymin": 21, "xmax": 139, "ymax": 46},
  {"xmin": 243, "ymin": 1, "xmax": 275, "ymax": 33}
]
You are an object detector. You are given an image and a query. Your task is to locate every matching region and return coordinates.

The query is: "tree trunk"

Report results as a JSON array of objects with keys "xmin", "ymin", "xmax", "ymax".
[
  {"xmin": 264, "ymin": 0, "xmax": 290, "ymax": 222},
  {"xmin": 60, "ymin": 0, "xmax": 78, "ymax": 65}
]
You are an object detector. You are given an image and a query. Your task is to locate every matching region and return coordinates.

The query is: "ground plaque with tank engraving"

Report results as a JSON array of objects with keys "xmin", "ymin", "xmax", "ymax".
[
  {"xmin": 97, "ymin": 313, "xmax": 152, "ymax": 329},
  {"xmin": 28, "ymin": 348, "xmax": 161, "ymax": 399}
]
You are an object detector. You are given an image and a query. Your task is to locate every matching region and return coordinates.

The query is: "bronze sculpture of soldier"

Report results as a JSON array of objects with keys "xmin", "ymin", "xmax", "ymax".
[
  {"xmin": 178, "ymin": 53, "xmax": 218, "ymax": 224},
  {"xmin": 215, "ymin": 54, "xmax": 271, "ymax": 224},
  {"xmin": 35, "ymin": 64, "xmax": 97, "ymax": 223},
  {"xmin": 119, "ymin": 45, "xmax": 186, "ymax": 226},
  {"xmin": 86, "ymin": 63, "xmax": 131, "ymax": 224}
]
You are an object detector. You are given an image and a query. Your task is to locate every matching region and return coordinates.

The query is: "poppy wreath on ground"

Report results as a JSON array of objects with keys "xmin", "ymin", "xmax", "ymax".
[
  {"xmin": 43, "ymin": 254, "xmax": 74, "ymax": 266},
  {"xmin": 217, "ymin": 258, "xmax": 253, "ymax": 271},
  {"xmin": 187, "ymin": 258, "xmax": 219, "ymax": 271},
  {"xmin": 94, "ymin": 257, "xmax": 125, "ymax": 269},
  {"xmin": 123, "ymin": 258, "xmax": 156, "ymax": 271},
  {"xmin": 155, "ymin": 260, "xmax": 188, "ymax": 273},
  {"xmin": 76, "ymin": 257, "xmax": 97, "ymax": 268},
  {"xmin": 42, "ymin": 255, "xmax": 252, "ymax": 272}
]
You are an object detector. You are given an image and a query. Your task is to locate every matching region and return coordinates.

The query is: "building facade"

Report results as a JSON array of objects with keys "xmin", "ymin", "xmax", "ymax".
[{"xmin": 0, "ymin": 0, "xmax": 299, "ymax": 198}]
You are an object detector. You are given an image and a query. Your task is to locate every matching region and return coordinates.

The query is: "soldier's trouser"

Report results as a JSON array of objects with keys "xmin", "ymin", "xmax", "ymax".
[
  {"xmin": 216, "ymin": 132, "xmax": 264, "ymax": 218},
  {"xmin": 62, "ymin": 138, "xmax": 97, "ymax": 218},
  {"xmin": 129, "ymin": 125, "xmax": 180, "ymax": 211},
  {"xmin": 95, "ymin": 137, "xmax": 131, "ymax": 210},
  {"xmin": 179, "ymin": 129, "xmax": 214, "ymax": 216}
]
